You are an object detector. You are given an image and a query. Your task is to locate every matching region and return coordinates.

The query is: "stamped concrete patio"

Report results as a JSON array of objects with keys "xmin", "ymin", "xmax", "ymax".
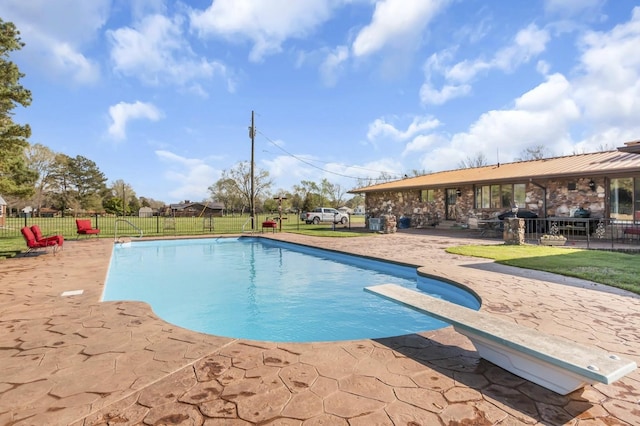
[{"xmin": 1, "ymin": 231, "xmax": 639, "ymax": 425}]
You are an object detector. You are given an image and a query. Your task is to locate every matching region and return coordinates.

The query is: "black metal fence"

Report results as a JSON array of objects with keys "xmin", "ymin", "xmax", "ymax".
[
  {"xmin": 0, "ymin": 213, "xmax": 317, "ymax": 240},
  {"xmin": 476, "ymin": 217, "xmax": 640, "ymax": 249}
]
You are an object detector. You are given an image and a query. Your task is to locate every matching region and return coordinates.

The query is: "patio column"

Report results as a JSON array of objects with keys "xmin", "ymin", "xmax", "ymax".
[{"xmin": 504, "ymin": 217, "xmax": 525, "ymax": 245}]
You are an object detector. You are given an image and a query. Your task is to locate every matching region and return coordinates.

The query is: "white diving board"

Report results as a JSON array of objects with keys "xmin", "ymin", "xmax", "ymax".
[{"xmin": 364, "ymin": 284, "xmax": 637, "ymax": 395}]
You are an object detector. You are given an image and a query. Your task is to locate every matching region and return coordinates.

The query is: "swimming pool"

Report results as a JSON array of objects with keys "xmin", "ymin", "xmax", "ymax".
[{"xmin": 103, "ymin": 237, "xmax": 480, "ymax": 342}]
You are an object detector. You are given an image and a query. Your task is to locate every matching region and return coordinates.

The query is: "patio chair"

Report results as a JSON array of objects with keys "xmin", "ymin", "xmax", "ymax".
[
  {"xmin": 76, "ymin": 219, "xmax": 100, "ymax": 238},
  {"xmin": 21, "ymin": 226, "xmax": 59, "ymax": 255},
  {"xmin": 31, "ymin": 225, "xmax": 64, "ymax": 249}
]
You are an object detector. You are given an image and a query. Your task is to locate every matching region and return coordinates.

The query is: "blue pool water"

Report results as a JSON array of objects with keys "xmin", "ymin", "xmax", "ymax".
[{"xmin": 103, "ymin": 238, "xmax": 480, "ymax": 342}]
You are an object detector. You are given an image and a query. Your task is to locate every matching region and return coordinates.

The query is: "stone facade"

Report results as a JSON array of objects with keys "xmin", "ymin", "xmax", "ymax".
[{"xmin": 364, "ymin": 177, "xmax": 607, "ymax": 227}]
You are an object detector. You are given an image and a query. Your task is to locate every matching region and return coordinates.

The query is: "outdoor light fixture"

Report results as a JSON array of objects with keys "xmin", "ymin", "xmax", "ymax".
[
  {"xmin": 456, "ymin": 188, "xmax": 462, "ymax": 197},
  {"xmin": 588, "ymin": 179, "xmax": 596, "ymax": 191}
]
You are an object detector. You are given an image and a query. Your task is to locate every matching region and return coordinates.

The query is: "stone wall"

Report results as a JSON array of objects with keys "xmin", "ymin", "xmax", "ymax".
[
  {"xmin": 365, "ymin": 190, "xmax": 444, "ymax": 227},
  {"xmin": 363, "ymin": 177, "xmax": 607, "ymax": 228}
]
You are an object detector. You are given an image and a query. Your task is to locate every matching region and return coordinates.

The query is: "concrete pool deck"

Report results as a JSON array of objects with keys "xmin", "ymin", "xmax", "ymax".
[{"xmin": 1, "ymin": 232, "xmax": 639, "ymax": 425}]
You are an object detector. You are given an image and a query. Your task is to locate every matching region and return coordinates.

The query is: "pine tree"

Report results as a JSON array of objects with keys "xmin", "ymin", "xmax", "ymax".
[{"xmin": 0, "ymin": 19, "xmax": 36, "ymax": 197}]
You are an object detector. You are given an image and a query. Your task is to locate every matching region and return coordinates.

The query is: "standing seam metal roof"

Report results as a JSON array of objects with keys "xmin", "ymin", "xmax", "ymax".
[{"xmin": 352, "ymin": 151, "xmax": 640, "ymax": 193}]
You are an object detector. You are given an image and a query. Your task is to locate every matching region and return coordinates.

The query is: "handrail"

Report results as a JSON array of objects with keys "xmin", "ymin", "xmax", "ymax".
[
  {"xmin": 114, "ymin": 219, "xmax": 143, "ymax": 242},
  {"xmin": 241, "ymin": 216, "xmax": 254, "ymax": 233}
]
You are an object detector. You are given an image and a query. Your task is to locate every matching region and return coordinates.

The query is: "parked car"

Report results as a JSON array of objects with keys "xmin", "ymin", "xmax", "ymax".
[{"xmin": 302, "ymin": 207, "xmax": 349, "ymax": 225}]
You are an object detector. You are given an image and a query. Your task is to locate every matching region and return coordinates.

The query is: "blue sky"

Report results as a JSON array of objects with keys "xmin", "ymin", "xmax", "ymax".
[{"xmin": 2, "ymin": 0, "xmax": 639, "ymax": 204}]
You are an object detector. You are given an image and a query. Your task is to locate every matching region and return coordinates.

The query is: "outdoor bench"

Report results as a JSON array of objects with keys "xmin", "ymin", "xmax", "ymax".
[
  {"xmin": 364, "ymin": 284, "xmax": 636, "ymax": 395},
  {"xmin": 261, "ymin": 220, "xmax": 278, "ymax": 233},
  {"xmin": 623, "ymin": 227, "xmax": 640, "ymax": 236}
]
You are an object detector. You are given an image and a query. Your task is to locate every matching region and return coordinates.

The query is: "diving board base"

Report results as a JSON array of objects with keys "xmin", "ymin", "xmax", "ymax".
[
  {"xmin": 364, "ymin": 284, "xmax": 636, "ymax": 395},
  {"xmin": 456, "ymin": 327, "xmax": 589, "ymax": 394}
]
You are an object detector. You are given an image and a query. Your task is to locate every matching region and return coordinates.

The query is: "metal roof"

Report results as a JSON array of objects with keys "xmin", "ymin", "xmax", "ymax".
[{"xmin": 352, "ymin": 150, "xmax": 640, "ymax": 193}]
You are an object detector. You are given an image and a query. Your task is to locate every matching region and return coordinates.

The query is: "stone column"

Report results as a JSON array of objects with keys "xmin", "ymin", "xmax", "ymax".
[
  {"xmin": 381, "ymin": 214, "xmax": 397, "ymax": 233},
  {"xmin": 504, "ymin": 217, "xmax": 525, "ymax": 245}
]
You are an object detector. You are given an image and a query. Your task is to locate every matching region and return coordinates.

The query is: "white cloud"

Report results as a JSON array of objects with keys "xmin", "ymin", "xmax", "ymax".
[
  {"xmin": 421, "ymin": 24, "xmax": 550, "ymax": 105},
  {"xmin": 403, "ymin": 133, "xmax": 447, "ymax": 155},
  {"xmin": 417, "ymin": 73, "xmax": 580, "ymax": 172},
  {"xmin": 189, "ymin": 0, "xmax": 335, "ymax": 62},
  {"xmin": 419, "ymin": 83, "xmax": 471, "ymax": 105},
  {"xmin": 320, "ymin": 45, "xmax": 350, "ymax": 87},
  {"xmin": 156, "ymin": 150, "xmax": 220, "ymax": 202},
  {"xmin": 351, "ymin": 0, "xmax": 448, "ymax": 58},
  {"xmin": 108, "ymin": 14, "xmax": 231, "ymax": 91},
  {"xmin": 367, "ymin": 116, "xmax": 441, "ymax": 142},
  {"xmin": 0, "ymin": 0, "xmax": 107, "ymax": 84},
  {"xmin": 108, "ymin": 101, "xmax": 164, "ymax": 140},
  {"xmin": 544, "ymin": 0, "xmax": 604, "ymax": 18},
  {"xmin": 573, "ymin": 7, "xmax": 640, "ymax": 130}
]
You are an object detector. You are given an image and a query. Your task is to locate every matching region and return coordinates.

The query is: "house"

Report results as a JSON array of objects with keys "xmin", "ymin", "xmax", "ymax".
[
  {"xmin": 138, "ymin": 207, "xmax": 153, "ymax": 218},
  {"xmin": 168, "ymin": 200, "xmax": 225, "ymax": 217},
  {"xmin": 351, "ymin": 141, "xmax": 640, "ymax": 226},
  {"xmin": 39, "ymin": 207, "xmax": 60, "ymax": 218}
]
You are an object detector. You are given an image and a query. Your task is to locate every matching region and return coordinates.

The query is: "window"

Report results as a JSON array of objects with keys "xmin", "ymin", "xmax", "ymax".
[
  {"xmin": 475, "ymin": 183, "xmax": 526, "ymax": 209},
  {"xmin": 420, "ymin": 189, "xmax": 435, "ymax": 202},
  {"xmin": 610, "ymin": 178, "xmax": 634, "ymax": 221}
]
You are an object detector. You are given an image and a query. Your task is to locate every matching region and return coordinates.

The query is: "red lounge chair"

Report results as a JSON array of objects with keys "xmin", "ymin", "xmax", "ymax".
[
  {"xmin": 262, "ymin": 220, "xmax": 278, "ymax": 233},
  {"xmin": 31, "ymin": 225, "xmax": 64, "ymax": 249},
  {"xmin": 21, "ymin": 226, "xmax": 59, "ymax": 254},
  {"xmin": 76, "ymin": 219, "xmax": 100, "ymax": 238}
]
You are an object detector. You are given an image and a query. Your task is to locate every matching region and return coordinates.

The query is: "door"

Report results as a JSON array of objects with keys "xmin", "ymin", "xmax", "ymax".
[{"xmin": 445, "ymin": 188, "xmax": 458, "ymax": 220}]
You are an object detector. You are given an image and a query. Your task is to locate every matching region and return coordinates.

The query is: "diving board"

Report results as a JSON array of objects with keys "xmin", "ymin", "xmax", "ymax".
[{"xmin": 364, "ymin": 284, "xmax": 637, "ymax": 395}]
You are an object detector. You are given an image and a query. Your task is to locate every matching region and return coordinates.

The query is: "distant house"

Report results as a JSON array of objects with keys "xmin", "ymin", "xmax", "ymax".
[
  {"xmin": 138, "ymin": 207, "xmax": 153, "ymax": 218},
  {"xmin": 338, "ymin": 206, "xmax": 353, "ymax": 215},
  {"xmin": 39, "ymin": 207, "xmax": 60, "ymax": 218},
  {"xmin": 168, "ymin": 200, "xmax": 225, "ymax": 217}
]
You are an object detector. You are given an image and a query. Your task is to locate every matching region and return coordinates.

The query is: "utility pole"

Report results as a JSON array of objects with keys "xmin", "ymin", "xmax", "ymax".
[{"xmin": 249, "ymin": 111, "xmax": 256, "ymax": 230}]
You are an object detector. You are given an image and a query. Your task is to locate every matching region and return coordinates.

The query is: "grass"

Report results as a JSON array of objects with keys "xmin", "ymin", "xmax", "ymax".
[
  {"xmin": 446, "ymin": 244, "xmax": 640, "ymax": 294},
  {"xmin": 0, "ymin": 236, "xmax": 24, "ymax": 259}
]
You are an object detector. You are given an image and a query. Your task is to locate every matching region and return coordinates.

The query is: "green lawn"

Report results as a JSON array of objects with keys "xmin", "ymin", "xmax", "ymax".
[{"xmin": 446, "ymin": 244, "xmax": 640, "ymax": 294}]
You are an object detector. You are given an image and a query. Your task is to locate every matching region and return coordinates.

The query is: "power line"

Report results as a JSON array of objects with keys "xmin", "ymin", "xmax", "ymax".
[{"xmin": 256, "ymin": 129, "xmax": 405, "ymax": 182}]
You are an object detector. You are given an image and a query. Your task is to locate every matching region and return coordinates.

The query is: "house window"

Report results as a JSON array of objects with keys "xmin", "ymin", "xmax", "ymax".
[
  {"xmin": 475, "ymin": 183, "xmax": 526, "ymax": 209},
  {"xmin": 420, "ymin": 189, "xmax": 435, "ymax": 202},
  {"xmin": 610, "ymin": 177, "xmax": 635, "ymax": 221}
]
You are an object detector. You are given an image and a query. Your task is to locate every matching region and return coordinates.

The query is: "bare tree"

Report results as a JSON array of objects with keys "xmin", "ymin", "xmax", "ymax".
[
  {"xmin": 24, "ymin": 143, "xmax": 56, "ymax": 215},
  {"xmin": 209, "ymin": 161, "xmax": 272, "ymax": 214},
  {"xmin": 515, "ymin": 145, "xmax": 551, "ymax": 161},
  {"xmin": 458, "ymin": 152, "xmax": 488, "ymax": 168}
]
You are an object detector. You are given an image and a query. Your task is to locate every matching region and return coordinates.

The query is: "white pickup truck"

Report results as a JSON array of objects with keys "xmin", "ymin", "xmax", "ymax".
[{"xmin": 301, "ymin": 207, "xmax": 349, "ymax": 225}]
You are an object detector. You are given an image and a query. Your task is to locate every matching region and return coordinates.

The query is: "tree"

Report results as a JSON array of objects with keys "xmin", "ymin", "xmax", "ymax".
[
  {"xmin": 209, "ymin": 161, "xmax": 272, "ymax": 215},
  {"xmin": 105, "ymin": 179, "xmax": 137, "ymax": 215},
  {"xmin": 49, "ymin": 154, "xmax": 108, "ymax": 214},
  {"xmin": 24, "ymin": 143, "xmax": 56, "ymax": 215},
  {"xmin": 458, "ymin": 152, "xmax": 488, "ymax": 169},
  {"xmin": 67, "ymin": 155, "xmax": 108, "ymax": 212},
  {"xmin": 293, "ymin": 180, "xmax": 322, "ymax": 212},
  {"xmin": 0, "ymin": 19, "xmax": 36, "ymax": 198},
  {"xmin": 320, "ymin": 178, "xmax": 345, "ymax": 207},
  {"xmin": 209, "ymin": 177, "xmax": 244, "ymax": 214},
  {"xmin": 515, "ymin": 145, "xmax": 551, "ymax": 161}
]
